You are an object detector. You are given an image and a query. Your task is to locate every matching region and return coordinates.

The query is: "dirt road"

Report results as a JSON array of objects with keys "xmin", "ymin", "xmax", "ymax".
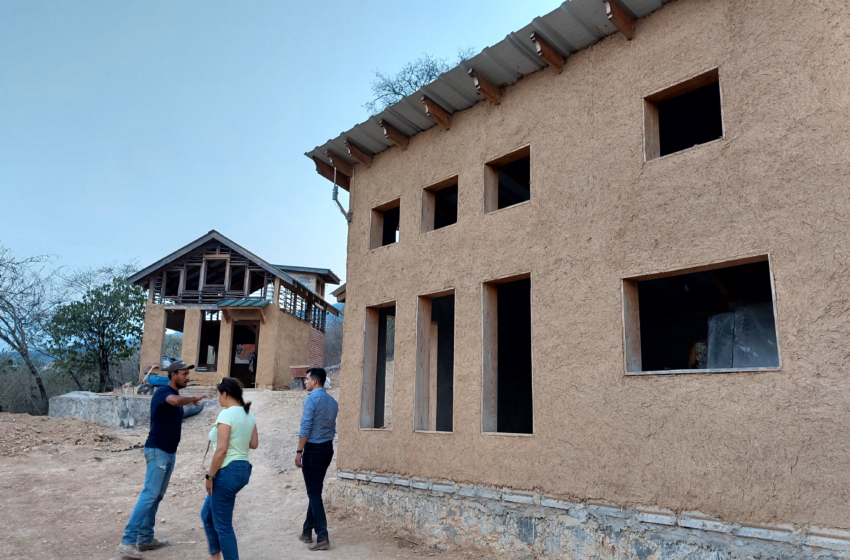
[{"xmin": 0, "ymin": 387, "xmax": 485, "ymax": 560}]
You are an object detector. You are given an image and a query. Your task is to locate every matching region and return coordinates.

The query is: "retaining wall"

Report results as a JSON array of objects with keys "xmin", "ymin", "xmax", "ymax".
[{"xmin": 49, "ymin": 392, "xmax": 153, "ymax": 428}]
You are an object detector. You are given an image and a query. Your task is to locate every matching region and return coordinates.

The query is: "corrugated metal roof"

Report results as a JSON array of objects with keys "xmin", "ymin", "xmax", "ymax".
[
  {"xmin": 305, "ymin": 0, "xmax": 667, "ymax": 171},
  {"xmin": 217, "ymin": 299, "xmax": 271, "ymax": 308}
]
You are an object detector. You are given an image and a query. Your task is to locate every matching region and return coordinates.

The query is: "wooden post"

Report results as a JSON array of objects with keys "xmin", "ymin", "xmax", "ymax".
[
  {"xmin": 421, "ymin": 96, "xmax": 451, "ymax": 130},
  {"xmin": 530, "ymin": 32, "xmax": 565, "ymax": 73},
  {"xmin": 622, "ymin": 280, "xmax": 642, "ymax": 373},
  {"xmin": 379, "ymin": 120, "xmax": 409, "ymax": 150},
  {"xmin": 605, "ymin": 0, "xmax": 635, "ymax": 40},
  {"xmin": 345, "ymin": 140, "xmax": 373, "ymax": 168},
  {"xmin": 326, "ymin": 150, "xmax": 354, "ymax": 177},
  {"xmin": 468, "ymin": 69, "xmax": 502, "ymax": 105},
  {"xmin": 429, "ymin": 321, "xmax": 439, "ymax": 432}
]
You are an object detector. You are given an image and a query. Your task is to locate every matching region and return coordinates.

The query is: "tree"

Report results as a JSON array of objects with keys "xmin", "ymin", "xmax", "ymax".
[
  {"xmin": 0, "ymin": 245, "xmax": 62, "ymax": 414},
  {"xmin": 50, "ymin": 267, "xmax": 146, "ymax": 393},
  {"xmin": 365, "ymin": 48, "xmax": 476, "ymax": 115},
  {"xmin": 163, "ymin": 333, "xmax": 183, "ymax": 360}
]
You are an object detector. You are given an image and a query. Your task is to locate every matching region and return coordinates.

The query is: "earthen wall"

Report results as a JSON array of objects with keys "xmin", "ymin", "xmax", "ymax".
[{"xmin": 337, "ymin": 0, "xmax": 850, "ymax": 530}]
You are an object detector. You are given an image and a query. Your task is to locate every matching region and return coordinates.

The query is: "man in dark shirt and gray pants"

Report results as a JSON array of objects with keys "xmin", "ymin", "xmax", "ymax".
[
  {"xmin": 117, "ymin": 361, "xmax": 204, "ymax": 559},
  {"xmin": 296, "ymin": 367, "xmax": 339, "ymax": 551}
]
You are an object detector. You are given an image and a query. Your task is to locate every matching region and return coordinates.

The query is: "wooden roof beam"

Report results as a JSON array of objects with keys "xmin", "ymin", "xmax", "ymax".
[
  {"xmin": 468, "ymin": 69, "xmax": 502, "ymax": 105},
  {"xmin": 605, "ymin": 0, "xmax": 635, "ymax": 40},
  {"xmin": 311, "ymin": 156, "xmax": 350, "ymax": 190},
  {"xmin": 345, "ymin": 139, "xmax": 373, "ymax": 168},
  {"xmin": 325, "ymin": 150, "xmax": 354, "ymax": 177},
  {"xmin": 421, "ymin": 96, "xmax": 452, "ymax": 130},
  {"xmin": 530, "ymin": 32, "xmax": 565, "ymax": 73},
  {"xmin": 379, "ymin": 119, "xmax": 409, "ymax": 150}
]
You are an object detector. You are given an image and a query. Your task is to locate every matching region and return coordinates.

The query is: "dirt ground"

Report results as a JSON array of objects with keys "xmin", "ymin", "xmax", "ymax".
[{"xmin": 0, "ymin": 383, "xmax": 489, "ymax": 560}]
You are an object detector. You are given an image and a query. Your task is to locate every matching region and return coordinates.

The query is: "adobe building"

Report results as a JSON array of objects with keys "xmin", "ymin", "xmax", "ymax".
[
  {"xmin": 128, "ymin": 231, "xmax": 339, "ymax": 389},
  {"xmin": 305, "ymin": 0, "xmax": 850, "ymax": 558}
]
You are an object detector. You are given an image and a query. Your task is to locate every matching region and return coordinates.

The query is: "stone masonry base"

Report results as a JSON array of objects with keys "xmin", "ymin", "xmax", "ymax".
[{"xmin": 329, "ymin": 472, "xmax": 850, "ymax": 560}]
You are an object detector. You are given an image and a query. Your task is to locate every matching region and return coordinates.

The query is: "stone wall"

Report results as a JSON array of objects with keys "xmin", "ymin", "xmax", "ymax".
[
  {"xmin": 49, "ymin": 392, "xmax": 153, "ymax": 429},
  {"xmin": 330, "ymin": 473, "xmax": 850, "ymax": 560}
]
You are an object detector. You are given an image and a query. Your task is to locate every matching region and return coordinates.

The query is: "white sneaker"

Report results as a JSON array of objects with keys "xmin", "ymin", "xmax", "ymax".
[{"xmin": 117, "ymin": 543, "xmax": 142, "ymax": 559}]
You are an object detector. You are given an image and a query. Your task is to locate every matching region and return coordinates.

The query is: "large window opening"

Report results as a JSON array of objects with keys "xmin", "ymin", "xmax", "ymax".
[
  {"xmin": 623, "ymin": 257, "xmax": 780, "ymax": 374},
  {"xmin": 370, "ymin": 199, "xmax": 401, "ymax": 249},
  {"xmin": 360, "ymin": 303, "xmax": 396, "ymax": 429},
  {"xmin": 483, "ymin": 276, "xmax": 533, "ymax": 434},
  {"xmin": 163, "ymin": 271, "xmax": 181, "ymax": 297},
  {"xmin": 485, "ymin": 146, "xmax": 530, "ymax": 213},
  {"xmin": 229, "ymin": 265, "xmax": 246, "ymax": 292},
  {"xmin": 184, "ymin": 265, "xmax": 201, "ymax": 291},
  {"xmin": 248, "ymin": 270, "xmax": 266, "ymax": 298},
  {"xmin": 205, "ymin": 259, "xmax": 227, "ymax": 286},
  {"xmin": 415, "ymin": 292, "xmax": 455, "ymax": 432},
  {"xmin": 421, "ymin": 177, "xmax": 458, "ymax": 233},
  {"xmin": 196, "ymin": 311, "xmax": 221, "ymax": 372},
  {"xmin": 645, "ymin": 69, "xmax": 723, "ymax": 160}
]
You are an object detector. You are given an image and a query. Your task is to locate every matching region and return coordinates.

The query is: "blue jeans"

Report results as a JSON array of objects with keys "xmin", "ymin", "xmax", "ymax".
[
  {"xmin": 122, "ymin": 447, "xmax": 176, "ymax": 546},
  {"xmin": 201, "ymin": 461, "xmax": 252, "ymax": 560},
  {"xmin": 302, "ymin": 441, "xmax": 334, "ymax": 542}
]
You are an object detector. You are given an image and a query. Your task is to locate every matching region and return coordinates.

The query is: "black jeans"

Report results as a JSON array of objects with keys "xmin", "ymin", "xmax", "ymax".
[{"xmin": 301, "ymin": 440, "xmax": 334, "ymax": 542}]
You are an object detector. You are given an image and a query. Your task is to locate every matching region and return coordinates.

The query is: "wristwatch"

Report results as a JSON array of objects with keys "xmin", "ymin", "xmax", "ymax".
[
  {"xmin": 205, "ymin": 473, "xmax": 214, "ymax": 480},
  {"xmin": 296, "ymin": 450, "xmax": 303, "ymax": 454}
]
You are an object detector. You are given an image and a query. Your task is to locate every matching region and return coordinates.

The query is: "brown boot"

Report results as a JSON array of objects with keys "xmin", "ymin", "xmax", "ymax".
[
  {"xmin": 298, "ymin": 533, "xmax": 313, "ymax": 543},
  {"xmin": 308, "ymin": 539, "xmax": 330, "ymax": 551}
]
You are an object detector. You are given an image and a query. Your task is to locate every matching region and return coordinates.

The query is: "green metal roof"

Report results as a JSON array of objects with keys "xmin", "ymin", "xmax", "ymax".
[{"xmin": 217, "ymin": 299, "xmax": 271, "ymax": 308}]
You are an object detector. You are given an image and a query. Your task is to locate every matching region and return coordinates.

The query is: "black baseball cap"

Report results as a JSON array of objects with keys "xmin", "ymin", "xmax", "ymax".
[{"xmin": 165, "ymin": 361, "xmax": 195, "ymax": 373}]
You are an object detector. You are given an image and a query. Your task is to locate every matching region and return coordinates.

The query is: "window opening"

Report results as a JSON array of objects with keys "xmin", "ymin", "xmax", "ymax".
[
  {"xmin": 360, "ymin": 304, "xmax": 396, "ymax": 429},
  {"xmin": 415, "ymin": 292, "xmax": 455, "ymax": 431},
  {"xmin": 205, "ymin": 259, "xmax": 227, "ymax": 286},
  {"xmin": 184, "ymin": 265, "xmax": 201, "ymax": 291},
  {"xmin": 248, "ymin": 270, "xmax": 266, "ymax": 297},
  {"xmin": 645, "ymin": 69, "xmax": 722, "ymax": 160},
  {"xmin": 485, "ymin": 146, "xmax": 530, "ymax": 213},
  {"xmin": 370, "ymin": 199, "xmax": 401, "ymax": 249},
  {"xmin": 229, "ymin": 265, "xmax": 246, "ymax": 292},
  {"xmin": 623, "ymin": 257, "xmax": 780, "ymax": 374},
  {"xmin": 163, "ymin": 271, "xmax": 181, "ymax": 297},
  {"xmin": 422, "ymin": 178, "xmax": 458, "ymax": 233},
  {"xmin": 483, "ymin": 276, "xmax": 533, "ymax": 434},
  {"xmin": 196, "ymin": 311, "xmax": 221, "ymax": 372}
]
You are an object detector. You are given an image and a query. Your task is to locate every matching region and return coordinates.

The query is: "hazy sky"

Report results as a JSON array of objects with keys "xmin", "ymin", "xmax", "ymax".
[{"xmin": 1, "ymin": 0, "xmax": 554, "ymax": 291}]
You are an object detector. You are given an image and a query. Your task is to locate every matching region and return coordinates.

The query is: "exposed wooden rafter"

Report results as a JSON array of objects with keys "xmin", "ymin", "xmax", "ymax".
[
  {"xmin": 325, "ymin": 150, "xmax": 354, "ymax": 177},
  {"xmin": 421, "ymin": 96, "xmax": 452, "ymax": 130},
  {"xmin": 605, "ymin": 0, "xmax": 635, "ymax": 40},
  {"xmin": 379, "ymin": 119, "xmax": 409, "ymax": 150},
  {"xmin": 311, "ymin": 156, "xmax": 350, "ymax": 190},
  {"xmin": 530, "ymin": 32, "xmax": 565, "ymax": 73},
  {"xmin": 345, "ymin": 139, "xmax": 373, "ymax": 168},
  {"xmin": 468, "ymin": 69, "xmax": 502, "ymax": 105}
]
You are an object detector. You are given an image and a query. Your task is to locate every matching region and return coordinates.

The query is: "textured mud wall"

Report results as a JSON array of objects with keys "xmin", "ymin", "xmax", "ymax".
[
  {"xmin": 259, "ymin": 309, "xmax": 311, "ymax": 390},
  {"xmin": 181, "ymin": 309, "xmax": 202, "ymax": 370},
  {"xmin": 337, "ymin": 0, "xmax": 850, "ymax": 531},
  {"xmin": 138, "ymin": 303, "xmax": 166, "ymax": 381}
]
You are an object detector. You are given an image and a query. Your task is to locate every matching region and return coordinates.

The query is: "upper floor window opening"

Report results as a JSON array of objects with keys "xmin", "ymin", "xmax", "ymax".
[
  {"xmin": 421, "ymin": 176, "xmax": 459, "ymax": 233},
  {"xmin": 370, "ymin": 198, "xmax": 401, "ymax": 249},
  {"xmin": 485, "ymin": 146, "xmax": 531, "ymax": 213}
]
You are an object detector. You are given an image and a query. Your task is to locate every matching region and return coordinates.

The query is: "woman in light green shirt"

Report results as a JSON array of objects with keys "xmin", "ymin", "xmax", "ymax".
[{"xmin": 201, "ymin": 378, "xmax": 258, "ymax": 560}]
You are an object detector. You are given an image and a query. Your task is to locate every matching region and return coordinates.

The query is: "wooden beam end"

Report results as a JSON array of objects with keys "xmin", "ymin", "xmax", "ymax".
[
  {"xmin": 529, "ymin": 32, "xmax": 565, "ymax": 73},
  {"xmin": 379, "ymin": 119, "xmax": 410, "ymax": 151},
  {"xmin": 468, "ymin": 69, "xmax": 502, "ymax": 105},
  {"xmin": 605, "ymin": 0, "xmax": 635, "ymax": 40},
  {"xmin": 421, "ymin": 96, "xmax": 452, "ymax": 130},
  {"xmin": 345, "ymin": 139, "xmax": 373, "ymax": 168}
]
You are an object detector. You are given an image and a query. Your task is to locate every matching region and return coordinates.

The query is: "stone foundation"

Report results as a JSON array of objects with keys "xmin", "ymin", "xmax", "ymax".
[
  {"xmin": 49, "ymin": 392, "xmax": 153, "ymax": 428},
  {"xmin": 329, "ymin": 471, "xmax": 850, "ymax": 560}
]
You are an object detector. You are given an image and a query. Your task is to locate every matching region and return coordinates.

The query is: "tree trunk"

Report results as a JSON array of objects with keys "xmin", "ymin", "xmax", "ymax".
[
  {"xmin": 99, "ymin": 350, "xmax": 112, "ymax": 393},
  {"xmin": 20, "ymin": 351, "xmax": 49, "ymax": 414},
  {"xmin": 67, "ymin": 368, "xmax": 84, "ymax": 391}
]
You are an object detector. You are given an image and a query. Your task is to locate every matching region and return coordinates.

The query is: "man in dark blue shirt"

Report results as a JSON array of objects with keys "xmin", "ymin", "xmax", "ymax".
[
  {"xmin": 117, "ymin": 361, "xmax": 204, "ymax": 559},
  {"xmin": 296, "ymin": 367, "xmax": 339, "ymax": 551}
]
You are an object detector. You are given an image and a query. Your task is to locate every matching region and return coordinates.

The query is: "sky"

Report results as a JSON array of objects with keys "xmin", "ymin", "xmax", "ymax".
[{"xmin": 0, "ymin": 0, "xmax": 555, "ymax": 291}]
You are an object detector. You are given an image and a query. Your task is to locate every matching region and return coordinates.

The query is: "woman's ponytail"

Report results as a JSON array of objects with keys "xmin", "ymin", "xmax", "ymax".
[{"xmin": 216, "ymin": 377, "xmax": 252, "ymax": 414}]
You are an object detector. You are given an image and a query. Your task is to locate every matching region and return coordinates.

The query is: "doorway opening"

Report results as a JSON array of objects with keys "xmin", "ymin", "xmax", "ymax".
[{"xmin": 230, "ymin": 322, "xmax": 259, "ymax": 388}]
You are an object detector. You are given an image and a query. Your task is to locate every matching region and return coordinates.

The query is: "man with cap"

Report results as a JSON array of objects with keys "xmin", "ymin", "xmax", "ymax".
[{"xmin": 117, "ymin": 361, "xmax": 205, "ymax": 559}]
